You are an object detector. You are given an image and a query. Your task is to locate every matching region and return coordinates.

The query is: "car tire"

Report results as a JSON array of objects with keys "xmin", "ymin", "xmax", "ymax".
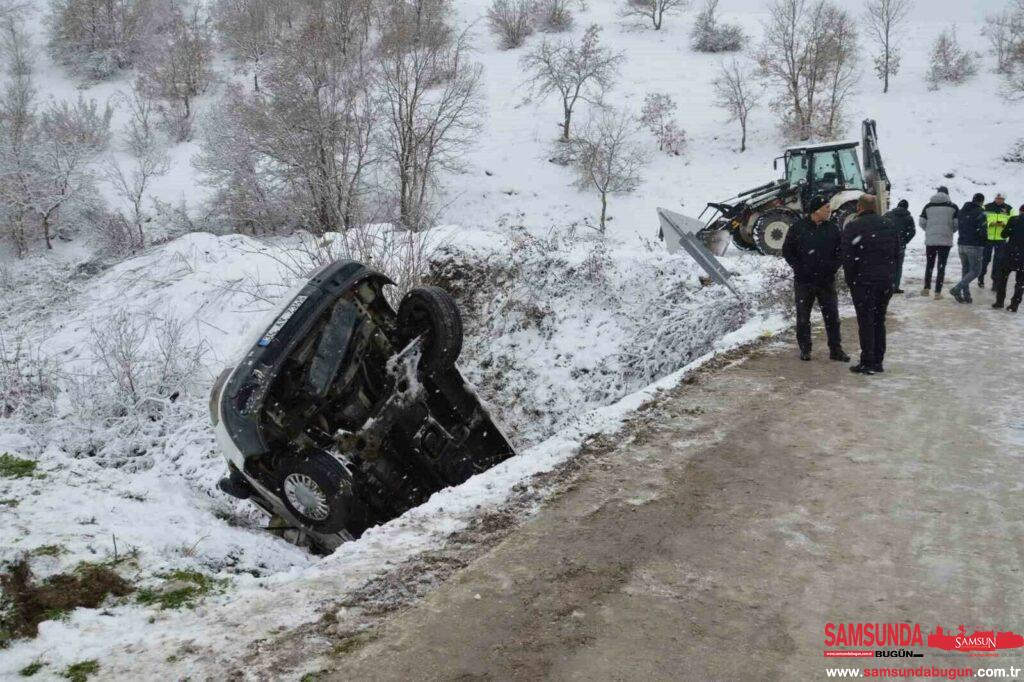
[
  {"xmin": 275, "ymin": 450, "xmax": 368, "ymax": 535},
  {"xmin": 833, "ymin": 200, "xmax": 859, "ymax": 230},
  {"xmin": 753, "ymin": 209, "xmax": 798, "ymax": 256},
  {"xmin": 397, "ymin": 286, "xmax": 463, "ymax": 373}
]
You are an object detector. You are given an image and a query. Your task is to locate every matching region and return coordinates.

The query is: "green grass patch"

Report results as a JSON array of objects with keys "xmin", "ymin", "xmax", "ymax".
[
  {"xmin": 30, "ymin": 545, "xmax": 63, "ymax": 557},
  {"xmin": 0, "ymin": 454, "xmax": 37, "ymax": 479},
  {"xmin": 61, "ymin": 659, "xmax": 99, "ymax": 682},
  {"xmin": 135, "ymin": 570, "xmax": 227, "ymax": 610},
  {"xmin": 19, "ymin": 661, "xmax": 43, "ymax": 677},
  {"xmin": 0, "ymin": 498, "xmax": 18, "ymax": 508}
]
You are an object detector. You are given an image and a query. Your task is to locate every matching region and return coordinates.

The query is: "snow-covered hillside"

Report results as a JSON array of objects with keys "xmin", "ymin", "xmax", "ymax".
[{"xmin": 2, "ymin": 0, "xmax": 1023, "ymax": 678}]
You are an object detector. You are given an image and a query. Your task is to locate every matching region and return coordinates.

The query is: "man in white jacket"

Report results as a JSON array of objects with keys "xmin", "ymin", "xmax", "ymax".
[{"xmin": 918, "ymin": 186, "xmax": 959, "ymax": 299}]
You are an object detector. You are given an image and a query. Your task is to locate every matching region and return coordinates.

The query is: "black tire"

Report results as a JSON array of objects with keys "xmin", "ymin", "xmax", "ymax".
[
  {"xmin": 275, "ymin": 450, "xmax": 369, "ymax": 535},
  {"xmin": 731, "ymin": 226, "xmax": 759, "ymax": 251},
  {"xmin": 398, "ymin": 286, "xmax": 463, "ymax": 373},
  {"xmin": 753, "ymin": 209, "xmax": 799, "ymax": 256}
]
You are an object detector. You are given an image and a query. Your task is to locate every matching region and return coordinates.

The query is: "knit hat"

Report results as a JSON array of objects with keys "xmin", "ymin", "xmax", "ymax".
[
  {"xmin": 806, "ymin": 195, "xmax": 828, "ymax": 214},
  {"xmin": 897, "ymin": 199, "xmax": 909, "ymax": 209},
  {"xmin": 937, "ymin": 186, "xmax": 950, "ymax": 195}
]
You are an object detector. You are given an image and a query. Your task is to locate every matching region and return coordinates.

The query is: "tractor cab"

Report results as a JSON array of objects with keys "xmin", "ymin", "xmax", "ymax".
[{"xmin": 778, "ymin": 141, "xmax": 866, "ymax": 207}]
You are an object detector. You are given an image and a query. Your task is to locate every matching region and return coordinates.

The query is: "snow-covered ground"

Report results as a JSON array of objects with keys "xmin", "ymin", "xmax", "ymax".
[{"xmin": 2, "ymin": 0, "xmax": 1023, "ymax": 678}]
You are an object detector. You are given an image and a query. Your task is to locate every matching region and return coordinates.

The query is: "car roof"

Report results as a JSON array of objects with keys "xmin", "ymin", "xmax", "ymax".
[{"xmin": 785, "ymin": 140, "xmax": 859, "ymax": 153}]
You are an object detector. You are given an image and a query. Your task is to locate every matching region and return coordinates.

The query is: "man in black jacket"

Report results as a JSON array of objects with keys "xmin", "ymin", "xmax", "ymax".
[
  {"xmin": 950, "ymin": 193, "xmax": 988, "ymax": 303},
  {"xmin": 996, "ymin": 208, "xmax": 1024, "ymax": 312},
  {"xmin": 841, "ymin": 194, "xmax": 901, "ymax": 375},
  {"xmin": 883, "ymin": 199, "xmax": 916, "ymax": 293},
  {"xmin": 782, "ymin": 195, "xmax": 849, "ymax": 362}
]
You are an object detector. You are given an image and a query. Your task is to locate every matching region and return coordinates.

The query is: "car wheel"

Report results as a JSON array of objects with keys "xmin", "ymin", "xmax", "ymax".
[
  {"xmin": 397, "ymin": 286, "xmax": 463, "ymax": 373},
  {"xmin": 753, "ymin": 209, "xmax": 798, "ymax": 256},
  {"xmin": 276, "ymin": 450, "xmax": 368, "ymax": 535},
  {"xmin": 833, "ymin": 201, "xmax": 859, "ymax": 230}
]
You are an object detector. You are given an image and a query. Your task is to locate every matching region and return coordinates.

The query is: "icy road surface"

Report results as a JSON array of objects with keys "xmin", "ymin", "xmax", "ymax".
[{"xmin": 326, "ymin": 279, "xmax": 1024, "ymax": 680}]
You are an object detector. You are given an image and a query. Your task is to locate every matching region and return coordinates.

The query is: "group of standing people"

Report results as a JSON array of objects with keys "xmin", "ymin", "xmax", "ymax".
[
  {"xmin": 918, "ymin": 187, "xmax": 1023, "ymax": 309},
  {"xmin": 781, "ymin": 186, "xmax": 1024, "ymax": 377}
]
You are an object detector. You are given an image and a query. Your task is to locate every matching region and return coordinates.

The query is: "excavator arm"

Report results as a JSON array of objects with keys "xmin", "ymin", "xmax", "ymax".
[{"xmin": 862, "ymin": 119, "xmax": 889, "ymax": 190}]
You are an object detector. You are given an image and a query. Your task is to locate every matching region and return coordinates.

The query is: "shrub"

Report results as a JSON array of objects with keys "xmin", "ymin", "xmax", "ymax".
[{"xmin": 487, "ymin": 0, "xmax": 535, "ymax": 49}]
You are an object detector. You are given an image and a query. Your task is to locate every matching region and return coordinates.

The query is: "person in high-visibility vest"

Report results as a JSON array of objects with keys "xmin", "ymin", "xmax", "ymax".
[{"xmin": 981, "ymin": 192, "xmax": 1014, "ymax": 289}]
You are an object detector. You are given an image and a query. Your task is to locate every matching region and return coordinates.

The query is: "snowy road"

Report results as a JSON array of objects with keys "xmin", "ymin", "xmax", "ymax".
[{"xmin": 325, "ymin": 280, "xmax": 1024, "ymax": 681}]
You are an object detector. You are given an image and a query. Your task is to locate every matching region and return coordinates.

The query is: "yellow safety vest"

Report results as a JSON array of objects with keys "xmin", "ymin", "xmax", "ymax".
[{"xmin": 986, "ymin": 208, "xmax": 1016, "ymax": 241}]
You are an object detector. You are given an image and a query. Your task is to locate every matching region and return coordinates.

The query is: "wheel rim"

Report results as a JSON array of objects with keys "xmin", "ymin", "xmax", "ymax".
[
  {"xmin": 283, "ymin": 473, "xmax": 330, "ymax": 522},
  {"xmin": 762, "ymin": 220, "xmax": 790, "ymax": 251}
]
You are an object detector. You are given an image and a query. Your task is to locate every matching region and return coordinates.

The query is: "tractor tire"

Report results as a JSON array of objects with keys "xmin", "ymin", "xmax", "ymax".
[
  {"xmin": 833, "ymin": 201, "xmax": 859, "ymax": 230},
  {"xmin": 398, "ymin": 286, "xmax": 463, "ymax": 374},
  {"xmin": 276, "ymin": 450, "xmax": 370, "ymax": 536},
  {"xmin": 731, "ymin": 228, "xmax": 759, "ymax": 251},
  {"xmin": 753, "ymin": 209, "xmax": 798, "ymax": 256}
]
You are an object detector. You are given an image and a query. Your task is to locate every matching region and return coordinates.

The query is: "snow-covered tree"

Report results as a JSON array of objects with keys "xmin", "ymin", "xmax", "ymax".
[
  {"xmin": 46, "ymin": 0, "xmax": 150, "ymax": 80},
  {"xmin": 926, "ymin": 27, "xmax": 978, "ymax": 90},
  {"xmin": 138, "ymin": 3, "xmax": 214, "ymax": 141},
  {"xmin": 535, "ymin": 0, "xmax": 573, "ymax": 32},
  {"xmin": 212, "ymin": 0, "xmax": 291, "ymax": 92},
  {"xmin": 982, "ymin": 6, "xmax": 1024, "ymax": 75},
  {"xmin": 691, "ymin": 0, "xmax": 744, "ymax": 53},
  {"xmin": 620, "ymin": 0, "xmax": 690, "ymax": 31},
  {"xmin": 487, "ymin": 0, "xmax": 535, "ymax": 50},
  {"xmin": 864, "ymin": 0, "xmax": 912, "ymax": 93},
  {"xmin": 638, "ymin": 92, "xmax": 685, "ymax": 155},
  {"xmin": 756, "ymin": 0, "xmax": 860, "ymax": 141},
  {"xmin": 571, "ymin": 109, "xmax": 646, "ymax": 232},
  {"xmin": 378, "ymin": 20, "xmax": 483, "ymax": 230},
  {"xmin": 521, "ymin": 25, "xmax": 624, "ymax": 141},
  {"xmin": 713, "ymin": 58, "xmax": 760, "ymax": 152},
  {"xmin": 0, "ymin": 19, "xmax": 111, "ymax": 254}
]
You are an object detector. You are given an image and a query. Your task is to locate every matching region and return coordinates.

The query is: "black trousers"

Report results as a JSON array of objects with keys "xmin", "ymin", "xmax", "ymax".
[
  {"xmin": 850, "ymin": 283, "xmax": 893, "ymax": 368},
  {"xmin": 991, "ymin": 245, "xmax": 1009, "ymax": 299},
  {"xmin": 924, "ymin": 245, "xmax": 951, "ymax": 292},
  {"xmin": 995, "ymin": 260, "xmax": 1023, "ymax": 307},
  {"xmin": 794, "ymin": 279, "xmax": 841, "ymax": 353}
]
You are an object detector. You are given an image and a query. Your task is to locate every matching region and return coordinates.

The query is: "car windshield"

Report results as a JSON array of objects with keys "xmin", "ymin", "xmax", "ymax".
[{"xmin": 811, "ymin": 151, "xmax": 840, "ymax": 185}]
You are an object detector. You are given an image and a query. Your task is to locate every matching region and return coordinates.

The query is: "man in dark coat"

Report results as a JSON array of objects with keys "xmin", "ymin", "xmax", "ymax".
[
  {"xmin": 996, "ymin": 207, "xmax": 1024, "ymax": 312},
  {"xmin": 782, "ymin": 195, "xmax": 849, "ymax": 362},
  {"xmin": 841, "ymin": 194, "xmax": 901, "ymax": 375},
  {"xmin": 950, "ymin": 193, "xmax": 988, "ymax": 303},
  {"xmin": 883, "ymin": 199, "xmax": 916, "ymax": 293}
]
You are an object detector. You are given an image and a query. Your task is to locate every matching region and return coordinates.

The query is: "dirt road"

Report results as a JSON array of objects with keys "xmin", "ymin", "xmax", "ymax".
[{"xmin": 328, "ymin": 283, "xmax": 1024, "ymax": 681}]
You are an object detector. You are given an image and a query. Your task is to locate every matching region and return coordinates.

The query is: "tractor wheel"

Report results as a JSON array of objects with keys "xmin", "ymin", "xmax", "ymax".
[
  {"xmin": 753, "ymin": 209, "xmax": 798, "ymax": 256},
  {"xmin": 833, "ymin": 201, "xmax": 859, "ymax": 230},
  {"xmin": 731, "ymin": 227, "xmax": 759, "ymax": 251}
]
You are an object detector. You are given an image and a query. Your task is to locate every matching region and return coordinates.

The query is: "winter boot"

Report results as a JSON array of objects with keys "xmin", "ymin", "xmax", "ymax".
[
  {"xmin": 829, "ymin": 348, "xmax": 850, "ymax": 362},
  {"xmin": 933, "ymin": 291, "xmax": 943, "ymax": 300},
  {"xmin": 950, "ymin": 286, "xmax": 964, "ymax": 303},
  {"xmin": 993, "ymin": 301, "xmax": 1005, "ymax": 309},
  {"xmin": 920, "ymin": 287, "xmax": 930, "ymax": 297},
  {"xmin": 800, "ymin": 349, "xmax": 811, "ymax": 361},
  {"xmin": 1008, "ymin": 302, "xmax": 1020, "ymax": 312},
  {"xmin": 849, "ymin": 364, "xmax": 875, "ymax": 375}
]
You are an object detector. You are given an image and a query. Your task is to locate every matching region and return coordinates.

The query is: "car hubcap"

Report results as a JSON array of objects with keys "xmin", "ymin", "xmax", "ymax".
[{"xmin": 283, "ymin": 473, "xmax": 330, "ymax": 521}]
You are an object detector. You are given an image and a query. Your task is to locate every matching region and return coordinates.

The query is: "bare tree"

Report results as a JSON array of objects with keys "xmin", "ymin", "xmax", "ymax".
[
  {"xmin": 571, "ymin": 109, "xmax": 646, "ymax": 232},
  {"xmin": 0, "ymin": 17, "xmax": 36, "ymax": 255},
  {"xmin": 487, "ymin": 0, "xmax": 535, "ymax": 49},
  {"xmin": 982, "ymin": 6, "xmax": 1024, "ymax": 74},
  {"xmin": 864, "ymin": 0, "xmax": 912, "ymax": 93},
  {"xmin": 756, "ymin": 0, "xmax": 860, "ymax": 141},
  {"xmin": 521, "ymin": 25, "xmax": 624, "ymax": 141},
  {"xmin": 926, "ymin": 26, "xmax": 978, "ymax": 90},
  {"xmin": 535, "ymin": 0, "xmax": 573, "ymax": 32},
  {"xmin": 212, "ymin": 0, "xmax": 289, "ymax": 92},
  {"xmin": 46, "ymin": 0, "xmax": 150, "ymax": 80},
  {"xmin": 198, "ymin": 1, "xmax": 378, "ymax": 235},
  {"xmin": 620, "ymin": 0, "xmax": 690, "ymax": 30},
  {"xmin": 691, "ymin": 0, "xmax": 744, "ymax": 53},
  {"xmin": 638, "ymin": 92, "xmax": 685, "ymax": 155},
  {"xmin": 713, "ymin": 58, "xmax": 760, "ymax": 152},
  {"xmin": 138, "ymin": 3, "xmax": 214, "ymax": 141},
  {"xmin": 106, "ymin": 82, "xmax": 170, "ymax": 250},
  {"xmin": 378, "ymin": 23, "xmax": 483, "ymax": 230}
]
